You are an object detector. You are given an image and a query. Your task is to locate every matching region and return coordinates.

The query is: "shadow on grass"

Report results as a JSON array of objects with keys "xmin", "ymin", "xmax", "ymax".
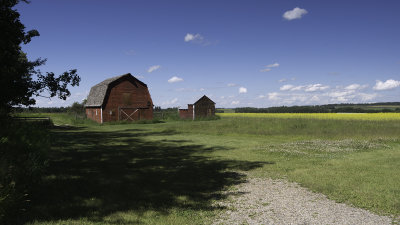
[{"xmin": 26, "ymin": 126, "xmax": 269, "ymax": 223}]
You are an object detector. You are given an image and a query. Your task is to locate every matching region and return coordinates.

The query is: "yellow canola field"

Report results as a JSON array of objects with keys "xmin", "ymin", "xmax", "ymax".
[{"xmin": 217, "ymin": 113, "xmax": 400, "ymax": 121}]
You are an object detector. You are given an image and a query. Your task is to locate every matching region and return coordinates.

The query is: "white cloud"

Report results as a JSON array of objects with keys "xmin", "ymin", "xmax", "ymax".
[
  {"xmin": 147, "ymin": 65, "xmax": 160, "ymax": 73},
  {"xmin": 227, "ymin": 83, "xmax": 237, "ymax": 87},
  {"xmin": 258, "ymin": 95, "xmax": 266, "ymax": 99},
  {"xmin": 280, "ymin": 84, "xmax": 295, "ymax": 91},
  {"xmin": 344, "ymin": 84, "xmax": 361, "ymax": 90},
  {"xmin": 268, "ymin": 92, "xmax": 280, "ymax": 100},
  {"xmin": 239, "ymin": 87, "xmax": 247, "ymax": 94},
  {"xmin": 305, "ymin": 84, "xmax": 329, "ymax": 92},
  {"xmin": 261, "ymin": 82, "xmax": 380, "ymax": 106},
  {"xmin": 231, "ymin": 101, "xmax": 240, "ymax": 105},
  {"xmin": 344, "ymin": 84, "xmax": 368, "ymax": 90},
  {"xmin": 291, "ymin": 85, "xmax": 304, "ymax": 91},
  {"xmin": 260, "ymin": 68, "xmax": 271, "ymax": 72},
  {"xmin": 373, "ymin": 79, "xmax": 400, "ymax": 90},
  {"xmin": 168, "ymin": 76, "xmax": 183, "ymax": 83},
  {"xmin": 267, "ymin": 63, "xmax": 280, "ymax": 68},
  {"xmin": 278, "ymin": 78, "xmax": 287, "ymax": 83},
  {"xmin": 283, "ymin": 7, "xmax": 308, "ymax": 20},
  {"xmin": 327, "ymin": 90, "xmax": 355, "ymax": 98},
  {"xmin": 184, "ymin": 33, "xmax": 204, "ymax": 42}
]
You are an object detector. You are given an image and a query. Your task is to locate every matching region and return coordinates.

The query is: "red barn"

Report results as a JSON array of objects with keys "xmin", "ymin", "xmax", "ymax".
[
  {"xmin": 179, "ymin": 95, "xmax": 215, "ymax": 120},
  {"xmin": 85, "ymin": 73, "xmax": 153, "ymax": 123}
]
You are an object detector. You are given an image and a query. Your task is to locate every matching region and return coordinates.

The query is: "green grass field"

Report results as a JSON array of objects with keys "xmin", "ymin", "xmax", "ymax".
[{"xmin": 21, "ymin": 113, "xmax": 400, "ymax": 224}]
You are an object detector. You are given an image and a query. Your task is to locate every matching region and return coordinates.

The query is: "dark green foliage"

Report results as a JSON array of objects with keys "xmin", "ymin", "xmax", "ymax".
[
  {"xmin": 153, "ymin": 107, "xmax": 180, "ymax": 120},
  {"xmin": 0, "ymin": 0, "xmax": 80, "ymax": 116},
  {"xmin": 0, "ymin": 119, "xmax": 50, "ymax": 224},
  {"xmin": 13, "ymin": 107, "xmax": 69, "ymax": 113},
  {"xmin": 68, "ymin": 101, "xmax": 85, "ymax": 115},
  {"xmin": 0, "ymin": 1, "xmax": 80, "ymax": 222}
]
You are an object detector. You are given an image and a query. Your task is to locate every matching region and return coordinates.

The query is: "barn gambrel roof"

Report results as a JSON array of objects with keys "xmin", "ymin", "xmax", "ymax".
[{"xmin": 85, "ymin": 73, "xmax": 147, "ymax": 107}]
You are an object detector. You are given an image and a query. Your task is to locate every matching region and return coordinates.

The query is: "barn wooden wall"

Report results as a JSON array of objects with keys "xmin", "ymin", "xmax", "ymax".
[{"xmin": 102, "ymin": 78, "xmax": 153, "ymax": 122}]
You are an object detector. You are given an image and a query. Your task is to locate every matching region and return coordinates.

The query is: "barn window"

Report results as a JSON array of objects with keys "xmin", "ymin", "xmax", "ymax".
[
  {"xmin": 96, "ymin": 109, "xmax": 98, "ymax": 115},
  {"xmin": 122, "ymin": 93, "xmax": 132, "ymax": 105},
  {"xmin": 109, "ymin": 110, "xmax": 113, "ymax": 115}
]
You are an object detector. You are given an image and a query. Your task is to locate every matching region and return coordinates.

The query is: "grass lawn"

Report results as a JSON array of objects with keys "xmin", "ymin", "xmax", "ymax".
[{"xmin": 22, "ymin": 113, "xmax": 400, "ymax": 224}]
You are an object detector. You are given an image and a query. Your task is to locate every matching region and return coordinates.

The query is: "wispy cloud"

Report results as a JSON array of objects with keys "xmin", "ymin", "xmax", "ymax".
[
  {"xmin": 267, "ymin": 62, "xmax": 280, "ymax": 68},
  {"xmin": 147, "ymin": 65, "xmax": 160, "ymax": 73},
  {"xmin": 135, "ymin": 75, "xmax": 145, "ymax": 79},
  {"xmin": 231, "ymin": 101, "xmax": 240, "ymax": 105},
  {"xmin": 161, "ymin": 98, "xmax": 178, "ymax": 106},
  {"xmin": 283, "ymin": 7, "xmax": 308, "ymax": 20},
  {"xmin": 260, "ymin": 68, "xmax": 271, "ymax": 72},
  {"xmin": 227, "ymin": 83, "xmax": 237, "ymax": 87},
  {"xmin": 261, "ymin": 62, "xmax": 280, "ymax": 72},
  {"xmin": 278, "ymin": 78, "xmax": 287, "ymax": 83},
  {"xmin": 257, "ymin": 95, "xmax": 266, "ymax": 99},
  {"xmin": 344, "ymin": 84, "xmax": 368, "ymax": 90},
  {"xmin": 239, "ymin": 87, "xmax": 247, "ymax": 94},
  {"xmin": 279, "ymin": 83, "xmax": 329, "ymax": 92},
  {"xmin": 125, "ymin": 50, "xmax": 135, "ymax": 55},
  {"xmin": 373, "ymin": 79, "xmax": 400, "ymax": 90},
  {"xmin": 168, "ymin": 76, "xmax": 183, "ymax": 83}
]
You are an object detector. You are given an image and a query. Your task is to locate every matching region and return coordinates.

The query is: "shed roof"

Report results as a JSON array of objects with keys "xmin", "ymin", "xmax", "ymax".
[
  {"xmin": 85, "ymin": 73, "xmax": 147, "ymax": 107},
  {"xmin": 194, "ymin": 95, "xmax": 215, "ymax": 105}
]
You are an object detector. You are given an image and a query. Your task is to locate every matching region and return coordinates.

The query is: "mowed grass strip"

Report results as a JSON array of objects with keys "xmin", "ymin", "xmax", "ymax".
[{"xmin": 23, "ymin": 113, "xmax": 400, "ymax": 224}]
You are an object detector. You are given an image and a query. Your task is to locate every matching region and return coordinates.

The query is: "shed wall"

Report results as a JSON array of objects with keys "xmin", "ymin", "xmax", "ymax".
[
  {"xmin": 194, "ymin": 99, "xmax": 215, "ymax": 118},
  {"xmin": 179, "ymin": 105, "xmax": 193, "ymax": 119},
  {"xmin": 86, "ymin": 107, "xmax": 102, "ymax": 123}
]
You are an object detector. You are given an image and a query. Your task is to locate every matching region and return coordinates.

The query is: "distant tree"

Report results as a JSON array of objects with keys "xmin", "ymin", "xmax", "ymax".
[
  {"xmin": 68, "ymin": 101, "xmax": 85, "ymax": 115},
  {"xmin": 0, "ymin": 0, "xmax": 80, "ymax": 117}
]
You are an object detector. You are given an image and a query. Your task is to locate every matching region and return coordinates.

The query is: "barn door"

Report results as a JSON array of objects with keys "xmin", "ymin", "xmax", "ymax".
[{"xmin": 119, "ymin": 108, "xmax": 140, "ymax": 121}]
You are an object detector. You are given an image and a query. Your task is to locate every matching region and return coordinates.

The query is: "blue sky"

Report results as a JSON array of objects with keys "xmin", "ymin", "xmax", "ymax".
[{"xmin": 17, "ymin": 0, "xmax": 400, "ymax": 108}]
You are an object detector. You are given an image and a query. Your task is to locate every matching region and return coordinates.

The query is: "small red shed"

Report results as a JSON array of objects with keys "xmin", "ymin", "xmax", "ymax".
[
  {"xmin": 85, "ymin": 73, "xmax": 153, "ymax": 123},
  {"xmin": 179, "ymin": 95, "xmax": 215, "ymax": 120}
]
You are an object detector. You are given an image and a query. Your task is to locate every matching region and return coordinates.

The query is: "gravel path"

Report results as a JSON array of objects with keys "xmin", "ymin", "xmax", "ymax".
[{"xmin": 213, "ymin": 177, "xmax": 395, "ymax": 225}]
